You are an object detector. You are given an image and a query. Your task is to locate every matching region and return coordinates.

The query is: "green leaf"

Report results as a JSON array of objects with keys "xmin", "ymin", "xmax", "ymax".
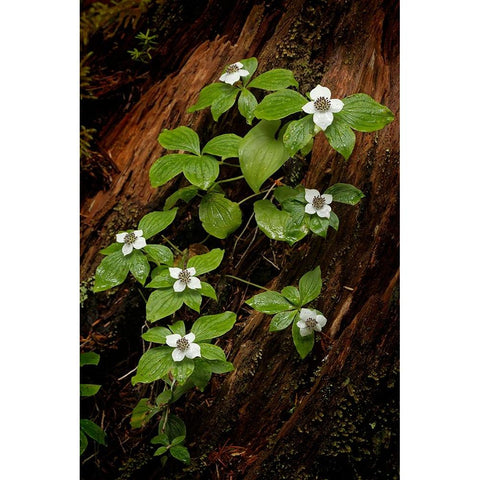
[
  {"xmin": 80, "ymin": 419, "xmax": 106, "ymax": 446},
  {"xmin": 274, "ymin": 185, "xmax": 305, "ymax": 204},
  {"xmin": 199, "ymin": 282, "xmax": 217, "ymax": 300},
  {"xmin": 93, "ymin": 251, "xmax": 129, "ymax": 292},
  {"xmin": 324, "ymin": 117, "xmax": 356, "ymax": 160},
  {"xmin": 246, "ymin": 290, "xmax": 294, "ymax": 314},
  {"xmin": 240, "ymin": 57, "xmax": 258, "ymax": 86},
  {"xmin": 80, "ymin": 352, "xmax": 100, "ymax": 367},
  {"xmin": 164, "ymin": 414, "xmax": 186, "ymax": 440},
  {"xmin": 199, "ymin": 343, "xmax": 226, "ymax": 361},
  {"xmin": 80, "ymin": 384, "xmax": 101, "ymax": 397},
  {"xmin": 238, "ymin": 88, "xmax": 258, "ymax": 125},
  {"xmin": 329, "ymin": 211, "xmax": 339, "ymax": 230},
  {"xmin": 336, "ymin": 93, "xmax": 394, "ymax": 132},
  {"xmin": 292, "ymin": 321, "xmax": 314, "ymax": 359},
  {"xmin": 143, "ymin": 245, "xmax": 174, "ymax": 266},
  {"xmin": 187, "ymin": 83, "xmax": 235, "ymax": 112},
  {"xmin": 179, "ymin": 288, "xmax": 202, "ymax": 313},
  {"xmin": 298, "ymin": 266, "xmax": 322, "ymax": 305},
  {"xmin": 211, "ymin": 87, "xmax": 240, "ymax": 121},
  {"xmin": 128, "ymin": 250, "xmax": 150, "ymax": 285},
  {"xmin": 80, "ymin": 430, "xmax": 88, "ymax": 455},
  {"xmin": 199, "ymin": 193, "xmax": 242, "ymax": 239},
  {"xmin": 270, "ymin": 310, "xmax": 298, "ymax": 332},
  {"xmin": 254, "ymin": 89, "xmax": 307, "ymax": 120},
  {"xmin": 156, "ymin": 390, "xmax": 172, "ymax": 405},
  {"xmin": 307, "ymin": 214, "xmax": 330, "ymax": 238},
  {"xmin": 142, "ymin": 326, "xmax": 171, "ymax": 344},
  {"xmin": 283, "ymin": 115, "xmax": 315, "ymax": 155},
  {"xmin": 187, "ymin": 248, "xmax": 224, "ymax": 275},
  {"xmin": 208, "ymin": 360, "xmax": 235, "ymax": 373},
  {"xmin": 171, "ymin": 435, "xmax": 185, "ymax": 446},
  {"xmin": 149, "ymin": 154, "xmax": 192, "ymax": 188},
  {"xmin": 281, "ymin": 286, "xmax": 301, "ymax": 306},
  {"xmin": 202, "ymin": 134, "xmax": 242, "ymax": 159},
  {"xmin": 248, "ymin": 69, "xmax": 299, "ymax": 91},
  {"xmin": 146, "ymin": 288, "xmax": 184, "ymax": 322},
  {"xmin": 164, "ymin": 185, "xmax": 199, "ymax": 210},
  {"xmin": 183, "ymin": 154, "xmax": 219, "ymax": 190},
  {"xmin": 169, "ymin": 320, "xmax": 186, "ymax": 336},
  {"xmin": 130, "ymin": 398, "xmax": 161, "ymax": 429},
  {"xmin": 157, "ymin": 126, "xmax": 200, "ymax": 155},
  {"xmin": 138, "ymin": 209, "xmax": 178, "ymax": 239},
  {"xmin": 170, "ymin": 445, "xmax": 190, "ymax": 464},
  {"xmin": 154, "ymin": 446, "xmax": 168, "ymax": 456},
  {"xmin": 171, "ymin": 358, "xmax": 195, "ymax": 384},
  {"xmin": 191, "ymin": 311, "xmax": 236, "ymax": 342},
  {"xmin": 189, "ymin": 359, "xmax": 213, "ymax": 390},
  {"xmin": 131, "ymin": 347, "xmax": 173, "ymax": 385},
  {"xmin": 99, "ymin": 243, "xmax": 122, "ymax": 255},
  {"xmin": 239, "ymin": 120, "xmax": 290, "ymax": 193},
  {"xmin": 324, "ymin": 183, "xmax": 365, "ymax": 205},
  {"xmin": 151, "ymin": 432, "xmax": 170, "ymax": 445},
  {"xmin": 146, "ymin": 266, "xmax": 174, "ymax": 288}
]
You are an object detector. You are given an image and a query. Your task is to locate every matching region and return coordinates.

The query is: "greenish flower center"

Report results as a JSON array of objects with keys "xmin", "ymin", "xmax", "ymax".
[
  {"xmin": 124, "ymin": 232, "xmax": 137, "ymax": 245},
  {"xmin": 312, "ymin": 195, "xmax": 325, "ymax": 209},
  {"xmin": 305, "ymin": 318, "xmax": 317, "ymax": 328},
  {"xmin": 225, "ymin": 64, "xmax": 240, "ymax": 74},
  {"xmin": 178, "ymin": 269, "xmax": 191, "ymax": 284},
  {"xmin": 176, "ymin": 337, "xmax": 190, "ymax": 351},
  {"xmin": 314, "ymin": 96, "xmax": 331, "ymax": 112}
]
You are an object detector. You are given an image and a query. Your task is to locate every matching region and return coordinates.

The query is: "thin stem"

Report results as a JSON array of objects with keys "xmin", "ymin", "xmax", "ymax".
[
  {"xmin": 218, "ymin": 161, "xmax": 241, "ymax": 167},
  {"xmin": 137, "ymin": 288, "xmax": 148, "ymax": 304},
  {"xmin": 161, "ymin": 235, "xmax": 183, "ymax": 255},
  {"xmin": 238, "ymin": 189, "xmax": 271, "ymax": 205},
  {"xmin": 225, "ymin": 274, "xmax": 271, "ymax": 292},
  {"xmin": 216, "ymin": 175, "xmax": 244, "ymax": 184}
]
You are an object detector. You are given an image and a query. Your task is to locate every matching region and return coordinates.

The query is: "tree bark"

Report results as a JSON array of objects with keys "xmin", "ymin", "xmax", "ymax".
[{"xmin": 81, "ymin": 0, "xmax": 399, "ymax": 478}]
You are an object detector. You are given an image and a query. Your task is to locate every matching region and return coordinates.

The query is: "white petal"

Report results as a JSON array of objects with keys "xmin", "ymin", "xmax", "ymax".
[
  {"xmin": 219, "ymin": 73, "xmax": 228, "ymax": 82},
  {"xmin": 305, "ymin": 188, "xmax": 320, "ymax": 203},
  {"xmin": 302, "ymin": 101, "xmax": 317, "ymax": 114},
  {"xmin": 169, "ymin": 268, "xmax": 182, "ymax": 279},
  {"xmin": 221, "ymin": 73, "xmax": 237, "ymax": 85},
  {"xmin": 329, "ymin": 99, "xmax": 344, "ymax": 113},
  {"xmin": 184, "ymin": 332, "xmax": 196, "ymax": 342},
  {"xmin": 186, "ymin": 267, "xmax": 196, "ymax": 276},
  {"xmin": 316, "ymin": 205, "xmax": 331, "ymax": 218},
  {"xmin": 315, "ymin": 314, "xmax": 328, "ymax": 329},
  {"xmin": 321, "ymin": 194, "xmax": 333, "ymax": 204},
  {"xmin": 305, "ymin": 203, "xmax": 316, "ymax": 215},
  {"xmin": 238, "ymin": 69, "xmax": 249, "ymax": 77},
  {"xmin": 172, "ymin": 348, "xmax": 186, "ymax": 362},
  {"xmin": 185, "ymin": 342, "xmax": 201, "ymax": 359},
  {"xmin": 310, "ymin": 85, "xmax": 331, "ymax": 100},
  {"xmin": 122, "ymin": 243, "xmax": 133, "ymax": 255},
  {"xmin": 166, "ymin": 334, "xmax": 181, "ymax": 347},
  {"xmin": 299, "ymin": 327, "xmax": 312, "ymax": 337},
  {"xmin": 173, "ymin": 280, "xmax": 186, "ymax": 292},
  {"xmin": 187, "ymin": 277, "xmax": 201, "ymax": 290},
  {"xmin": 313, "ymin": 111, "xmax": 333, "ymax": 130},
  {"xmin": 116, "ymin": 232, "xmax": 127, "ymax": 243},
  {"xmin": 133, "ymin": 230, "xmax": 143, "ymax": 236},
  {"xmin": 299, "ymin": 308, "xmax": 316, "ymax": 321},
  {"xmin": 234, "ymin": 61, "xmax": 244, "ymax": 68},
  {"xmin": 133, "ymin": 237, "xmax": 146, "ymax": 249},
  {"xmin": 297, "ymin": 320, "xmax": 307, "ymax": 329},
  {"xmin": 230, "ymin": 72, "xmax": 241, "ymax": 84}
]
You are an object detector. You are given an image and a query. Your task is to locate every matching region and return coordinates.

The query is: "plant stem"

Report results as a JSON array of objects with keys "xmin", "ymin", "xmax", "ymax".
[
  {"xmin": 238, "ymin": 189, "xmax": 271, "ymax": 205},
  {"xmin": 216, "ymin": 175, "xmax": 244, "ymax": 184},
  {"xmin": 162, "ymin": 235, "xmax": 183, "ymax": 255},
  {"xmin": 219, "ymin": 161, "xmax": 241, "ymax": 167},
  {"xmin": 225, "ymin": 274, "xmax": 271, "ymax": 291},
  {"xmin": 137, "ymin": 288, "xmax": 148, "ymax": 304}
]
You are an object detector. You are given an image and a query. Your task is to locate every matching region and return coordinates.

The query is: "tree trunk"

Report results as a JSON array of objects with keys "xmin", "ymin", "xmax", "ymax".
[{"xmin": 81, "ymin": 0, "xmax": 399, "ymax": 478}]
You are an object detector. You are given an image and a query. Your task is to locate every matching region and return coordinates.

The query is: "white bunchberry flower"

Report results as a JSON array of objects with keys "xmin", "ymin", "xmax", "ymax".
[
  {"xmin": 219, "ymin": 62, "xmax": 249, "ymax": 85},
  {"xmin": 297, "ymin": 308, "xmax": 327, "ymax": 337},
  {"xmin": 304, "ymin": 189, "xmax": 333, "ymax": 218},
  {"xmin": 166, "ymin": 332, "xmax": 201, "ymax": 362},
  {"xmin": 302, "ymin": 85, "xmax": 344, "ymax": 130},
  {"xmin": 116, "ymin": 230, "xmax": 146, "ymax": 256},
  {"xmin": 169, "ymin": 267, "xmax": 201, "ymax": 292}
]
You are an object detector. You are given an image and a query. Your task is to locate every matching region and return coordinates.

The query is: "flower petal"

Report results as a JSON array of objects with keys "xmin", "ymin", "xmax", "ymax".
[
  {"xmin": 187, "ymin": 276, "xmax": 201, "ymax": 290},
  {"xmin": 133, "ymin": 230, "xmax": 143, "ymax": 237},
  {"xmin": 122, "ymin": 243, "xmax": 133, "ymax": 255},
  {"xmin": 313, "ymin": 111, "xmax": 333, "ymax": 130},
  {"xmin": 185, "ymin": 342, "xmax": 201, "ymax": 359},
  {"xmin": 173, "ymin": 280, "xmax": 186, "ymax": 292},
  {"xmin": 299, "ymin": 308, "xmax": 316, "ymax": 321},
  {"xmin": 315, "ymin": 314, "xmax": 328, "ymax": 329},
  {"xmin": 310, "ymin": 85, "xmax": 331, "ymax": 100},
  {"xmin": 133, "ymin": 237, "xmax": 146, "ymax": 249},
  {"xmin": 329, "ymin": 99, "xmax": 344, "ymax": 113},
  {"xmin": 316, "ymin": 205, "xmax": 331, "ymax": 218},
  {"xmin": 116, "ymin": 232, "xmax": 127, "ymax": 243},
  {"xmin": 221, "ymin": 73, "xmax": 237, "ymax": 85},
  {"xmin": 238, "ymin": 69, "xmax": 249, "ymax": 77},
  {"xmin": 299, "ymin": 327, "xmax": 312, "ymax": 337},
  {"xmin": 234, "ymin": 61, "xmax": 244, "ymax": 68},
  {"xmin": 169, "ymin": 268, "xmax": 182, "ymax": 279},
  {"xmin": 305, "ymin": 203, "xmax": 316, "ymax": 215},
  {"xmin": 321, "ymin": 194, "xmax": 333, "ymax": 204},
  {"xmin": 187, "ymin": 267, "xmax": 196, "ymax": 276},
  {"xmin": 297, "ymin": 320, "xmax": 307, "ymax": 329},
  {"xmin": 184, "ymin": 332, "xmax": 196, "ymax": 342},
  {"xmin": 219, "ymin": 73, "xmax": 228, "ymax": 82},
  {"xmin": 305, "ymin": 188, "xmax": 320, "ymax": 203},
  {"xmin": 172, "ymin": 348, "xmax": 186, "ymax": 362},
  {"xmin": 302, "ymin": 101, "xmax": 317, "ymax": 114},
  {"xmin": 166, "ymin": 334, "xmax": 181, "ymax": 347}
]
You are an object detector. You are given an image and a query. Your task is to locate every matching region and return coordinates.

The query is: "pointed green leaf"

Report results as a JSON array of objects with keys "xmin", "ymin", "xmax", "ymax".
[
  {"xmin": 170, "ymin": 445, "xmax": 190, "ymax": 464},
  {"xmin": 207, "ymin": 360, "xmax": 235, "ymax": 373},
  {"xmin": 80, "ymin": 430, "xmax": 88, "ymax": 455},
  {"xmin": 178, "ymin": 288, "xmax": 202, "ymax": 313},
  {"xmin": 93, "ymin": 251, "xmax": 130, "ymax": 292},
  {"xmin": 307, "ymin": 214, "xmax": 330, "ymax": 238},
  {"xmin": 187, "ymin": 83, "xmax": 235, "ymax": 112},
  {"xmin": 211, "ymin": 88, "xmax": 240, "ymax": 121},
  {"xmin": 240, "ymin": 57, "xmax": 258, "ymax": 86},
  {"xmin": 80, "ymin": 419, "xmax": 106, "ymax": 445},
  {"xmin": 138, "ymin": 209, "xmax": 178, "ymax": 239},
  {"xmin": 202, "ymin": 134, "xmax": 242, "ymax": 159},
  {"xmin": 99, "ymin": 243, "xmax": 122, "ymax": 255},
  {"xmin": 164, "ymin": 414, "xmax": 186, "ymax": 440},
  {"xmin": 248, "ymin": 69, "xmax": 299, "ymax": 91},
  {"xmin": 187, "ymin": 248, "xmax": 224, "ymax": 275},
  {"xmin": 146, "ymin": 288, "xmax": 184, "ymax": 322},
  {"xmin": 324, "ymin": 117, "xmax": 356, "ymax": 160},
  {"xmin": 146, "ymin": 266, "xmax": 174, "ymax": 288},
  {"xmin": 80, "ymin": 352, "xmax": 100, "ymax": 367},
  {"xmin": 183, "ymin": 154, "xmax": 219, "ymax": 190},
  {"xmin": 169, "ymin": 320, "xmax": 186, "ymax": 336},
  {"xmin": 254, "ymin": 89, "xmax": 307, "ymax": 120},
  {"xmin": 149, "ymin": 154, "xmax": 192, "ymax": 187},
  {"xmin": 324, "ymin": 183, "xmax": 365, "ymax": 205},
  {"xmin": 142, "ymin": 326, "xmax": 171, "ymax": 344},
  {"xmin": 199, "ymin": 343, "xmax": 226, "ymax": 361},
  {"xmin": 171, "ymin": 358, "xmax": 194, "ymax": 384},
  {"xmin": 274, "ymin": 185, "xmax": 305, "ymax": 204},
  {"xmin": 143, "ymin": 245, "xmax": 174, "ymax": 266},
  {"xmin": 164, "ymin": 185, "xmax": 199, "ymax": 210},
  {"xmin": 131, "ymin": 347, "xmax": 173, "ymax": 385},
  {"xmin": 199, "ymin": 193, "xmax": 242, "ymax": 239},
  {"xmin": 80, "ymin": 384, "xmax": 101, "ymax": 397},
  {"xmin": 199, "ymin": 282, "xmax": 217, "ymax": 300},
  {"xmin": 128, "ymin": 250, "xmax": 150, "ymax": 285},
  {"xmin": 151, "ymin": 432, "xmax": 170, "ymax": 445},
  {"xmin": 246, "ymin": 290, "xmax": 294, "ymax": 314},
  {"xmin": 130, "ymin": 398, "xmax": 161, "ymax": 428},
  {"xmin": 158, "ymin": 126, "xmax": 200, "ymax": 155},
  {"xmin": 281, "ymin": 286, "xmax": 301, "ymax": 306},
  {"xmin": 292, "ymin": 321, "xmax": 314, "ymax": 359},
  {"xmin": 329, "ymin": 211, "xmax": 339, "ymax": 230},
  {"xmin": 189, "ymin": 359, "xmax": 213, "ymax": 390},
  {"xmin": 283, "ymin": 115, "xmax": 315, "ymax": 155},
  {"xmin": 154, "ymin": 446, "xmax": 168, "ymax": 456},
  {"xmin": 238, "ymin": 88, "xmax": 258, "ymax": 125},
  {"xmin": 298, "ymin": 266, "xmax": 322, "ymax": 305},
  {"xmin": 191, "ymin": 311, "xmax": 236, "ymax": 342},
  {"xmin": 269, "ymin": 310, "xmax": 298, "ymax": 331}
]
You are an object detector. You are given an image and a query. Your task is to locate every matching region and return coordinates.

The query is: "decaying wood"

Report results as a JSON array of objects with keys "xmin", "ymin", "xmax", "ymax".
[{"xmin": 81, "ymin": 0, "xmax": 399, "ymax": 478}]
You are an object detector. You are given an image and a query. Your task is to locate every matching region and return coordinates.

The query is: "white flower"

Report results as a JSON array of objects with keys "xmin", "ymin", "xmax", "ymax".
[
  {"xmin": 116, "ymin": 230, "xmax": 147, "ymax": 256},
  {"xmin": 169, "ymin": 267, "xmax": 201, "ymax": 292},
  {"xmin": 219, "ymin": 62, "xmax": 249, "ymax": 85},
  {"xmin": 297, "ymin": 308, "xmax": 327, "ymax": 337},
  {"xmin": 166, "ymin": 332, "xmax": 201, "ymax": 362},
  {"xmin": 304, "ymin": 189, "xmax": 333, "ymax": 218},
  {"xmin": 302, "ymin": 85, "xmax": 344, "ymax": 130}
]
